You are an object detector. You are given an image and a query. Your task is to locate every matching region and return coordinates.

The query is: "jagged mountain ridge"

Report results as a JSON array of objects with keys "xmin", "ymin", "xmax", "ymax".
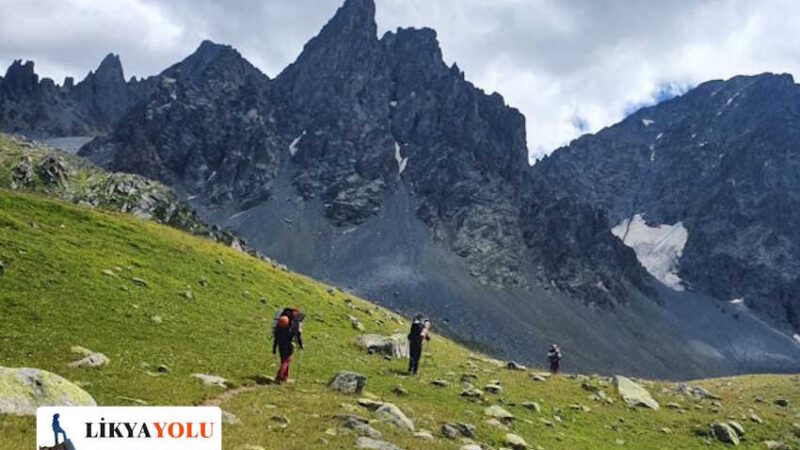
[
  {"xmin": 535, "ymin": 73, "xmax": 800, "ymax": 335},
  {"xmin": 0, "ymin": 54, "xmax": 154, "ymax": 136}
]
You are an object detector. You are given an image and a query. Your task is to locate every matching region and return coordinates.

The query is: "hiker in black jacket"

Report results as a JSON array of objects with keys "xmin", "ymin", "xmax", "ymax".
[
  {"xmin": 273, "ymin": 308, "xmax": 304, "ymax": 383},
  {"xmin": 548, "ymin": 344, "xmax": 562, "ymax": 375},
  {"xmin": 408, "ymin": 315, "xmax": 431, "ymax": 375}
]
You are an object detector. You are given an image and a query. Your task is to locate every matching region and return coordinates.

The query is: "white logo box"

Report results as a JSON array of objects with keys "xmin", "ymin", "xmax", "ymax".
[{"xmin": 37, "ymin": 406, "xmax": 221, "ymax": 450}]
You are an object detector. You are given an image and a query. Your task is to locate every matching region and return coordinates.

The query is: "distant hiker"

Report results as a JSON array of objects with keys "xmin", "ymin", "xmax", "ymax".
[
  {"xmin": 52, "ymin": 413, "xmax": 67, "ymax": 445},
  {"xmin": 272, "ymin": 307, "xmax": 304, "ymax": 383},
  {"xmin": 548, "ymin": 344, "xmax": 562, "ymax": 374},
  {"xmin": 407, "ymin": 315, "xmax": 431, "ymax": 375}
]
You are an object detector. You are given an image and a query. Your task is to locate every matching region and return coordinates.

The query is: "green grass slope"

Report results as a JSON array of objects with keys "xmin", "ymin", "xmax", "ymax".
[{"xmin": 1, "ymin": 191, "xmax": 799, "ymax": 450}]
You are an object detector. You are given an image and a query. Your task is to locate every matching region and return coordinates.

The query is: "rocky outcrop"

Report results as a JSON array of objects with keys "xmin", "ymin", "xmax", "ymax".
[
  {"xmin": 0, "ymin": 134, "xmax": 248, "ymax": 251},
  {"xmin": 0, "ymin": 367, "xmax": 96, "ymax": 415}
]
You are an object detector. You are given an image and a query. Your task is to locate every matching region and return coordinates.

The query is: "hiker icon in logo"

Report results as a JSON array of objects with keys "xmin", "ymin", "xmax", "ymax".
[{"xmin": 39, "ymin": 413, "xmax": 75, "ymax": 450}]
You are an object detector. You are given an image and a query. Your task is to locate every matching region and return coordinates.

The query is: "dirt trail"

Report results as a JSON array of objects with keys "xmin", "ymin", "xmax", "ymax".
[{"xmin": 202, "ymin": 385, "xmax": 264, "ymax": 406}]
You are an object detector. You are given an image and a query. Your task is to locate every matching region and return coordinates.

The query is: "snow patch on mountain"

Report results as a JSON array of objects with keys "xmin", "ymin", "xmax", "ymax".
[
  {"xmin": 289, "ymin": 131, "xmax": 306, "ymax": 156},
  {"xmin": 642, "ymin": 118, "xmax": 655, "ymax": 127},
  {"xmin": 394, "ymin": 142, "xmax": 408, "ymax": 175},
  {"xmin": 612, "ymin": 214, "xmax": 688, "ymax": 291}
]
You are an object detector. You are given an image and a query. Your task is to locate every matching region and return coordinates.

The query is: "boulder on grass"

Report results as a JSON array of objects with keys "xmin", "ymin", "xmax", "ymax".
[
  {"xmin": 357, "ymin": 334, "xmax": 409, "ymax": 359},
  {"xmin": 329, "ymin": 371, "xmax": 367, "ymax": 394},
  {"xmin": 614, "ymin": 376, "xmax": 659, "ymax": 410},
  {"xmin": 0, "ymin": 367, "xmax": 96, "ymax": 415}
]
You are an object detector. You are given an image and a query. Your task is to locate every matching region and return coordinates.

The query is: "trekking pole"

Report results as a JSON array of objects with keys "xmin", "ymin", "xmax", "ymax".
[{"xmin": 294, "ymin": 348, "xmax": 304, "ymax": 386}]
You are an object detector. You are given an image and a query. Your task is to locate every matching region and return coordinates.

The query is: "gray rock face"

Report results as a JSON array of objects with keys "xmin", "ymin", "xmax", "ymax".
[
  {"xmin": 329, "ymin": 371, "xmax": 367, "ymax": 394},
  {"xmin": 0, "ymin": 367, "xmax": 97, "ymax": 415},
  {"xmin": 535, "ymin": 73, "xmax": 800, "ymax": 334}
]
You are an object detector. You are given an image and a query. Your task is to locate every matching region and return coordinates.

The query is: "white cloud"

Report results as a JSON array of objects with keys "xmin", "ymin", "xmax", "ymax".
[{"xmin": 1, "ymin": 0, "xmax": 799, "ymax": 159}]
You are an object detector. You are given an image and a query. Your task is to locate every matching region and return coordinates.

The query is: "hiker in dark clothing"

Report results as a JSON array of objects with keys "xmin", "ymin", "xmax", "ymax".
[
  {"xmin": 548, "ymin": 344, "xmax": 562, "ymax": 375},
  {"xmin": 273, "ymin": 308, "xmax": 304, "ymax": 383},
  {"xmin": 52, "ymin": 413, "xmax": 67, "ymax": 445},
  {"xmin": 408, "ymin": 315, "xmax": 431, "ymax": 375}
]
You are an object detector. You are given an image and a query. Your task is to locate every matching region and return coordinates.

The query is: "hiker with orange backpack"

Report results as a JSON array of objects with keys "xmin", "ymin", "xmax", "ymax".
[{"xmin": 273, "ymin": 307, "xmax": 304, "ymax": 383}]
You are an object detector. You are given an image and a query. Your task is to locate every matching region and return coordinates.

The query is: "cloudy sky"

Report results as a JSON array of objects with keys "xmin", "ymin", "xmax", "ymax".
[{"xmin": 2, "ymin": 0, "xmax": 799, "ymax": 158}]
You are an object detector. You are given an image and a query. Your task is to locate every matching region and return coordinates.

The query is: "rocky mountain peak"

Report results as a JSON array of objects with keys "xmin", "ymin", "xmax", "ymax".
[
  {"xmin": 3, "ymin": 60, "xmax": 38, "ymax": 93},
  {"xmin": 325, "ymin": 0, "xmax": 377, "ymax": 39},
  {"xmin": 288, "ymin": 0, "xmax": 378, "ymax": 71},
  {"xmin": 162, "ymin": 40, "xmax": 267, "ymax": 88},
  {"xmin": 382, "ymin": 27, "xmax": 446, "ymax": 74},
  {"xmin": 92, "ymin": 53, "xmax": 125, "ymax": 84}
]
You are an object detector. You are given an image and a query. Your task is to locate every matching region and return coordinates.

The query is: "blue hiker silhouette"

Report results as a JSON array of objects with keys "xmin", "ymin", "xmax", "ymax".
[{"xmin": 52, "ymin": 413, "xmax": 67, "ymax": 445}]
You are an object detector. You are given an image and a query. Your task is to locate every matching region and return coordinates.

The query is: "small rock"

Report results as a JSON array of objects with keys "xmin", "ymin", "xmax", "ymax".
[
  {"xmin": 343, "ymin": 417, "xmax": 382, "ymax": 439},
  {"xmin": 181, "ymin": 290, "xmax": 194, "ymax": 300},
  {"xmin": 191, "ymin": 373, "xmax": 230, "ymax": 388},
  {"xmin": 774, "ymin": 399, "xmax": 789, "ymax": 407},
  {"xmin": 431, "ymin": 379, "xmax": 449, "ymax": 388},
  {"xmin": 530, "ymin": 374, "xmax": 548, "ymax": 382},
  {"xmin": 461, "ymin": 373, "xmax": 478, "ymax": 383},
  {"xmin": 660, "ymin": 427, "xmax": 672, "ymax": 434},
  {"xmin": 485, "ymin": 418, "xmax": 509, "ymax": 430},
  {"xmin": 484, "ymin": 384, "xmax": 503, "ymax": 394},
  {"xmin": 727, "ymin": 420, "xmax": 744, "ymax": 438},
  {"xmin": 374, "ymin": 403, "xmax": 414, "ymax": 432},
  {"xmin": 750, "ymin": 413, "xmax": 763, "ymax": 424},
  {"xmin": 762, "ymin": 441, "xmax": 789, "ymax": 450},
  {"xmin": 271, "ymin": 415, "xmax": 290, "ymax": 424},
  {"xmin": 522, "ymin": 402, "xmax": 541, "ymax": 412},
  {"xmin": 461, "ymin": 445, "xmax": 482, "ymax": 450},
  {"xmin": 156, "ymin": 365, "xmax": 170, "ymax": 374},
  {"xmin": 355, "ymin": 437, "xmax": 403, "ymax": 450},
  {"xmin": 692, "ymin": 386, "xmax": 722, "ymax": 400},
  {"xmin": 461, "ymin": 386, "xmax": 483, "ymax": 398},
  {"xmin": 131, "ymin": 277, "xmax": 148, "ymax": 287},
  {"xmin": 68, "ymin": 352, "xmax": 110, "ymax": 369},
  {"xmin": 666, "ymin": 402, "xmax": 682, "ymax": 410},
  {"xmin": 102, "ymin": 269, "xmax": 116, "ymax": 277},
  {"xmin": 710, "ymin": 421, "xmax": 740, "ymax": 446},
  {"xmin": 504, "ymin": 433, "xmax": 529, "ymax": 450},
  {"xmin": 441, "ymin": 423, "xmax": 459, "ymax": 440},
  {"xmin": 151, "ymin": 315, "xmax": 162, "ymax": 324},
  {"xmin": 357, "ymin": 398, "xmax": 384, "ymax": 411},
  {"xmin": 484, "ymin": 405, "xmax": 515, "ymax": 423},
  {"xmin": 329, "ymin": 371, "xmax": 367, "ymax": 394},
  {"xmin": 506, "ymin": 361, "xmax": 527, "ymax": 371},
  {"xmin": 222, "ymin": 411, "xmax": 241, "ymax": 425},
  {"xmin": 392, "ymin": 385, "xmax": 408, "ymax": 396},
  {"xmin": 413, "ymin": 431, "xmax": 434, "ymax": 441}
]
